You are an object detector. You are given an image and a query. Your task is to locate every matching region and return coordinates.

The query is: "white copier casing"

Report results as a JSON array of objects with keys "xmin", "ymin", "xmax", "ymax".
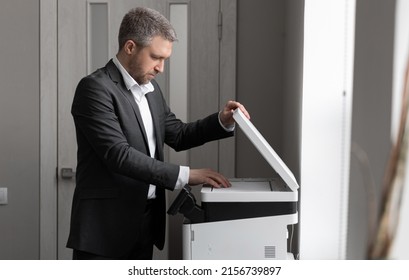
[{"xmin": 170, "ymin": 109, "xmax": 299, "ymax": 260}]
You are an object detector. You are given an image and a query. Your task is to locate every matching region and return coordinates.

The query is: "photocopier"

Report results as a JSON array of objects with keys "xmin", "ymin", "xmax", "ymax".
[{"xmin": 167, "ymin": 108, "xmax": 299, "ymax": 260}]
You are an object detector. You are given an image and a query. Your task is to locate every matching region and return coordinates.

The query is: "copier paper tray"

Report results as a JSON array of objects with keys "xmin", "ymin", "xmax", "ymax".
[{"xmin": 201, "ymin": 178, "xmax": 297, "ymax": 223}]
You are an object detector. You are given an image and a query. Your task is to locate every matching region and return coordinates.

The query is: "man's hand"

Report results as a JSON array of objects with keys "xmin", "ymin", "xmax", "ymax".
[
  {"xmin": 189, "ymin": 168, "xmax": 231, "ymax": 188},
  {"xmin": 219, "ymin": 100, "xmax": 250, "ymax": 128}
]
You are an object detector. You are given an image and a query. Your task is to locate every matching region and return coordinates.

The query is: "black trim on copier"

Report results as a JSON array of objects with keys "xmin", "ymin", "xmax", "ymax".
[{"xmin": 202, "ymin": 201, "xmax": 297, "ymax": 222}]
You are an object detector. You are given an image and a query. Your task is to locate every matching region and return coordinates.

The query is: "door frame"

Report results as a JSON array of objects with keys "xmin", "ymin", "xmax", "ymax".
[
  {"xmin": 40, "ymin": 0, "xmax": 58, "ymax": 260},
  {"xmin": 39, "ymin": 0, "xmax": 236, "ymax": 259}
]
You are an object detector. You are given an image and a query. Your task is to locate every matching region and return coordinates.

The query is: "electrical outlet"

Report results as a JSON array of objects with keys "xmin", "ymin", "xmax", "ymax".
[{"xmin": 0, "ymin": 188, "xmax": 8, "ymax": 205}]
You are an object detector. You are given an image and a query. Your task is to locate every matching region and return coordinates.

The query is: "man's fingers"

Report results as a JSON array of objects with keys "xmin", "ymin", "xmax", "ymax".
[{"xmin": 189, "ymin": 168, "xmax": 231, "ymax": 188}]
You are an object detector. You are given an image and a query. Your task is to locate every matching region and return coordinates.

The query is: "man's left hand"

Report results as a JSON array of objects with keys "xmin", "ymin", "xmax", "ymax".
[{"xmin": 219, "ymin": 100, "xmax": 250, "ymax": 127}]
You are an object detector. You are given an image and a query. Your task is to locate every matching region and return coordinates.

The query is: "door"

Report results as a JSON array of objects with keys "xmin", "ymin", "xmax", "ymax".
[{"xmin": 57, "ymin": 0, "xmax": 236, "ymax": 259}]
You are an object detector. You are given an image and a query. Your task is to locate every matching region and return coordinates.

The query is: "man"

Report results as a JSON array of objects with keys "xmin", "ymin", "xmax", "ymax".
[{"xmin": 67, "ymin": 7, "xmax": 249, "ymax": 260}]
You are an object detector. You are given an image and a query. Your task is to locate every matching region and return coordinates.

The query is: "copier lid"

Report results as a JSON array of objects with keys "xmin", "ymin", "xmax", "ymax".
[{"xmin": 233, "ymin": 108, "xmax": 300, "ymax": 192}]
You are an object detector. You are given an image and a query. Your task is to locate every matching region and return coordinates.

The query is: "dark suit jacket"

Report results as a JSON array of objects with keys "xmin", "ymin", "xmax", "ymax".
[{"xmin": 66, "ymin": 60, "xmax": 233, "ymax": 257}]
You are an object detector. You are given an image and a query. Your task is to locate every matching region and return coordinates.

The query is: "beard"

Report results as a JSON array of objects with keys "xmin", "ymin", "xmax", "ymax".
[
  {"xmin": 129, "ymin": 66, "xmax": 156, "ymax": 85},
  {"xmin": 135, "ymin": 75, "xmax": 150, "ymax": 85}
]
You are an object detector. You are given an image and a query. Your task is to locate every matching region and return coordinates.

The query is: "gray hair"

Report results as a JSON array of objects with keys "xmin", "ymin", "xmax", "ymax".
[{"xmin": 118, "ymin": 7, "xmax": 177, "ymax": 51}]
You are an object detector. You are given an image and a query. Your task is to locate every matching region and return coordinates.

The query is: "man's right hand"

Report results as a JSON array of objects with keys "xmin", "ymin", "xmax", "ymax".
[{"xmin": 188, "ymin": 168, "xmax": 231, "ymax": 188}]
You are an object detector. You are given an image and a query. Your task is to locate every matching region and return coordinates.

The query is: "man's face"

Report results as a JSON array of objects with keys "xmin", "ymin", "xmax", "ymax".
[{"xmin": 126, "ymin": 36, "xmax": 173, "ymax": 85}]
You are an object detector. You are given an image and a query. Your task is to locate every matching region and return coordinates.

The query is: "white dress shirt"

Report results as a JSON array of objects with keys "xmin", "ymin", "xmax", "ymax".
[{"xmin": 113, "ymin": 56, "xmax": 189, "ymax": 198}]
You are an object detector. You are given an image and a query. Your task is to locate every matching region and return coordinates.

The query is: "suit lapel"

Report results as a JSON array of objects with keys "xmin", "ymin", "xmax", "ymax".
[{"xmin": 106, "ymin": 60, "xmax": 150, "ymax": 150}]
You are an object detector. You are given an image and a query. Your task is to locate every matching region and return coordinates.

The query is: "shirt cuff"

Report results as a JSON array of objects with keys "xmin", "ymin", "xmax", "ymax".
[
  {"xmin": 218, "ymin": 111, "xmax": 235, "ymax": 132},
  {"xmin": 174, "ymin": 165, "xmax": 190, "ymax": 190}
]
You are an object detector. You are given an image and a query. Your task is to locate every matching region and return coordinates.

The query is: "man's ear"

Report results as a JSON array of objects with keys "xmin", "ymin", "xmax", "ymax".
[{"xmin": 124, "ymin": 39, "xmax": 137, "ymax": 55}]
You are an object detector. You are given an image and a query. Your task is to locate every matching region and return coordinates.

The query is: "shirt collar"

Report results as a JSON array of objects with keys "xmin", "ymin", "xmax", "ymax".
[{"xmin": 112, "ymin": 56, "xmax": 154, "ymax": 100}]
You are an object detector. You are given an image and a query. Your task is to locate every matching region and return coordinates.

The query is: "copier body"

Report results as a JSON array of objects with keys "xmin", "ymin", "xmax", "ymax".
[
  {"xmin": 168, "ymin": 109, "xmax": 300, "ymax": 260},
  {"xmin": 183, "ymin": 179, "xmax": 298, "ymax": 260}
]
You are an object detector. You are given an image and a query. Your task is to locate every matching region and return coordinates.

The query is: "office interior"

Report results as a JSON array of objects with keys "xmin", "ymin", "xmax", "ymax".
[{"xmin": 1, "ymin": 0, "xmax": 408, "ymax": 260}]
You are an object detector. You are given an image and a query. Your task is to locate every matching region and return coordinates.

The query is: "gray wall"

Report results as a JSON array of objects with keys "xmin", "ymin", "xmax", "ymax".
[
  {"xmin": 0, "ymin": 0, "xmax": 40, "ymax": 259},
  {"xmin": 282, "ymin": 0, "xmax": 304, "ymax": 185},
  {"xmin": 236, "ymin": 0, "xmax": 286, "ymax": 177},
  {"xmin": 347, "ymin": 0, "xmax": 396, "ymax": 259},
  {"xmin": 236, "ymin": 0, "xmax": 303, "ymax": 179}
]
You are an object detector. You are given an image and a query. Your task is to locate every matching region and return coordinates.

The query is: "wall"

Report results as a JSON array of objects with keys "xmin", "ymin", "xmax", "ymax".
[
  {"xmin": 236, "ymin": 0, "xmax": 303, "ymax": 193},
  {"xmin": 282, "ymin": 0, "xmax": 304, "ymax": 181},
  {"xmin": 236, "ymin": 0, "xmax": 286, "ymax": 177},
  {"xmin": 347, "ymin": 0, "xmax": 396, "ymax": 259},
  {"xmin": 0, "ymin": 0, "xmax": 40, "ymax": 259}
]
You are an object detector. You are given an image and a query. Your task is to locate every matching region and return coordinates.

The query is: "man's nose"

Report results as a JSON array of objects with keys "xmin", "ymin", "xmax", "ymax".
[{"xmin": 154, "ymin": 60, "xmax": 165, "ymax": 73}]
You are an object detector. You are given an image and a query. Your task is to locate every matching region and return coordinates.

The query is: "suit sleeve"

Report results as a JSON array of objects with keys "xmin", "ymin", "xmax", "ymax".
[
  {"xmin": 163, "ymin": 105, "xmax": 234, "ymax": 152},
  {"xmin": 146, "ymin": 80, "xmax": 234, "ymax": 153},
  {"xmin": 71, "ymin": 75, "xmax": 180, "ymax": 190}
]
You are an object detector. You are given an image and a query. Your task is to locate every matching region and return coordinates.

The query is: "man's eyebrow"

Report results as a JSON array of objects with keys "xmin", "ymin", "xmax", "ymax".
[{"xmin": 151, "ymin": 53, "xmax": 169, "ymax": 60}]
